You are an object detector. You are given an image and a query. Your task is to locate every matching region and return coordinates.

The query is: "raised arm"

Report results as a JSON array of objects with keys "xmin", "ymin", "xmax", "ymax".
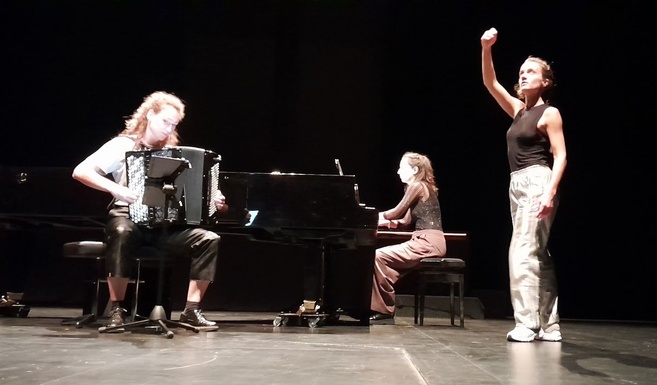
[{"xmin": 481, "ymin": 28, "xmax": 524, "ymax": 119}]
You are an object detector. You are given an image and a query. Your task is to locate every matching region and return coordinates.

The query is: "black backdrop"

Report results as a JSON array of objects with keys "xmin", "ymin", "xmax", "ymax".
[{"xmin": 1, "ymin": 1, "xmax": 654, "ymax": 321}]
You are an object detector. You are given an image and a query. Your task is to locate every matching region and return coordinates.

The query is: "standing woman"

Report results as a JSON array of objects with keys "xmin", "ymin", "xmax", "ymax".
[
  {"xmin": 480, "ymin": 28, "xmax": 567, "ymax": 342},
  {"xmin": 370, "ymin": 152, "xmax": 446, "ymax": 323}
]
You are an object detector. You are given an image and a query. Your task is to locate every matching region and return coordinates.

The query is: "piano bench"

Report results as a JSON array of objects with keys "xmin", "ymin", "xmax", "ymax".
[
  {"xmin": 61, "ymin": 241, "xmax": 148, "ymax": 328},
  {"xmin": 413, "ymin": 257, "xmax": 466, "ymax": 327}
]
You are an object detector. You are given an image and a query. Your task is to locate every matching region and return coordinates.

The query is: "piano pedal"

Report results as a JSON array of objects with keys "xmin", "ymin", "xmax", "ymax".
[
  {"xmin": 275, "ymin": 300, "xmax": 331, "ymax": 328},
  {"xmin": 296, "ymin": 300, "xmax": 320, "ymax": 316}
]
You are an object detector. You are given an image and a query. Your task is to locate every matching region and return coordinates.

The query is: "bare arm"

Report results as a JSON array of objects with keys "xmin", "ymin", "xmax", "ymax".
[
  {"xmin": 73, "ymin": 160, "xmax": 115, "ymax": 194},
  {"xmin": 481, "ymin": 28, "xmax": 524, "ymax": 119},
  {"xmin": 536, "ymin": 106, "xmax": 567, "ymax": 219},
  {"xmin": 72, "ymin": 159, "xmax": 137, "ymax": 204},
  {"xmin": 72, "ymin": 138, "xmax": 138, "ymax": 204}
]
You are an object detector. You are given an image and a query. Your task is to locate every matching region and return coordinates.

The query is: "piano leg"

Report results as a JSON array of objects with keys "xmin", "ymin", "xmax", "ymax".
[
  {"xmin": 274, "ymin": 242, "xmax": 331, "ymax": 328},
  {"xmin": 302, "ymin": 242, "xmax": 324, "ymax": 311}
]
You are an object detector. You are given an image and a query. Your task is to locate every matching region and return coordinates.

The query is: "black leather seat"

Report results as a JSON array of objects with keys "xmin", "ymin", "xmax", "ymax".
[{"xmin": 413, "ymin": 257, "xmax": 466, "ymax": 327}]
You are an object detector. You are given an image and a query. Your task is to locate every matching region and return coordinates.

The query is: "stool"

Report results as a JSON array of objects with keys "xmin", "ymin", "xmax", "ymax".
[
  {"xmin": 60, "ymin": 241, "xmax": 144, "ymax": 328},
  {"xmin": 413, "ymin": 257, "xmax": 466, "ymax": 327}
]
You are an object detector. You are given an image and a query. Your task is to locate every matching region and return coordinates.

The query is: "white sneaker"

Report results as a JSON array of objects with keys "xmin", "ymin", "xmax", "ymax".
[
  {"xmin": 506, "ymin": 325, "xmax": 538, "ymax": 342},
  {"xmin": 537, "ymin": 327, "xmax": 562, "ymax": 342}
]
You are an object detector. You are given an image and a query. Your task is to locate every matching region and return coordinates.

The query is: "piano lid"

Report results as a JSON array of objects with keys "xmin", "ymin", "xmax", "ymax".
[
  {"xmin": 215, "ymin": 171, "xmax": 377, "ymax": 230},
  {"xmin": 0, "ymin": 166, "xmax": 109, "ymax": 227}
]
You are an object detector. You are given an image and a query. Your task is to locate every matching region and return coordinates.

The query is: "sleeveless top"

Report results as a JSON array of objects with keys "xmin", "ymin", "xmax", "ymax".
[
  {"xmin": 506, "ymin": 103, "xmax": 552, "ymax": 172},
  {"xmin": 411, "ymin": 189, "xmax": 443, "ymax": 231}
]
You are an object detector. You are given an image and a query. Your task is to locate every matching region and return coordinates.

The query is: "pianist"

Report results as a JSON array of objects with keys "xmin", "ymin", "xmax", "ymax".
[
  {"xmin": 72, "ymin": 91, "xmax": 227, "ymax": 332},
  {"xmin": 370, "ymin": 152, "xmax": 446, "ymax": 323}
]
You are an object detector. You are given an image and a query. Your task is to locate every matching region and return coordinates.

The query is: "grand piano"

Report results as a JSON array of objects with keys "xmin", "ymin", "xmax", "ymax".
[
  {"xmin": 0, "ymin": 165, "xmax": 378, "ymax": 326},
  {"xmin": 208, "ymin": 171, "xmax": 378, "ymax": 326}
]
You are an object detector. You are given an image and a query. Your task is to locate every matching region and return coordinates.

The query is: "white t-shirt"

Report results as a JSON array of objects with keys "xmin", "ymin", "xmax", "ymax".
[
  {"xmin": 83, "ymin": 136, "xmax": 140, "ymax": 207},
  {"xmin": 83, "ymin": 136, "xmax": 137, "ymax": 186}
]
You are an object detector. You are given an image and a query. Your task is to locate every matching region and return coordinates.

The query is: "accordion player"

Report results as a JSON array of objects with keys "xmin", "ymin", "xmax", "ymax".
[{"xmin": 125, "ymin": 146, "xmax": 221, "ymax": 227}]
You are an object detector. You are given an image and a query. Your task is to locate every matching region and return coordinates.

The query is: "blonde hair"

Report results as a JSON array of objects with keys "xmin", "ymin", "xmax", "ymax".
[
  {"xmin": 119, "ymin": 91, "xmax": 185, "ymax": 147},
  {"xmin": 513, "ymin": 56, "xmax": 555, "ymax": 102},
  {"xmin": 402, "ymin": 151, "xmax": 438, "ymax": 194}
]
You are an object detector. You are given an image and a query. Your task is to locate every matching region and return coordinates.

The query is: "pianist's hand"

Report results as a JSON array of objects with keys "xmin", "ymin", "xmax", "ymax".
[
  {"xmin": 377, "ymin": 218, "xmax": 399, "ymax": 229},
  {"xmin": 110, "ymin": 185, "xmax": 138, "ymax": 204},
  {"xmin": 213, "ymin": 191, "xmax": 229, "ymax": 212}
]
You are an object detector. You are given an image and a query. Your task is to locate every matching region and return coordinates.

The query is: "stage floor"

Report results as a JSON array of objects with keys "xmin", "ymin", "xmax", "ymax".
[{"xmin": 1, "ymin": 307, "xmax": 655, "ymax": 385}]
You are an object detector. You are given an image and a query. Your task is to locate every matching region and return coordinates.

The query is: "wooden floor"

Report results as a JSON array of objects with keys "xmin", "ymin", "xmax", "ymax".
[{"xmin": 1, "ymin": 306, "xmax": 656, "ymax": 385}]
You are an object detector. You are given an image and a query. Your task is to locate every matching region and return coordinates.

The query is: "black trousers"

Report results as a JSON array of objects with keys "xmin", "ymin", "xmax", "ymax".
[{"xmin": 104, "ymin": 208, "xmax": 220, "ymax": 282}]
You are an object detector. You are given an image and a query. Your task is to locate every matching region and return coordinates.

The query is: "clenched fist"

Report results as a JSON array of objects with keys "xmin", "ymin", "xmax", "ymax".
[{"xmin": 481, "ymin": 27, "xmax": 498, "ymax": 48}]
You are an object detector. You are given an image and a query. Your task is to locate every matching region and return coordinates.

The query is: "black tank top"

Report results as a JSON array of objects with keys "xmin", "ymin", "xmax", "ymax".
[{"xmin": 506, "ymin": 104, "xmax": 552, "ymax": 172}]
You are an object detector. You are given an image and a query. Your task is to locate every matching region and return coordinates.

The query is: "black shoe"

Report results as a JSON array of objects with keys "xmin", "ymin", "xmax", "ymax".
[
  {"xmin": 370, "ymin": 312, "xmax": 395, "ymax": 324},
  {"xmin": 179, "ymin": 309, "xmax": 217, "ymax": 327},
  {"xmin": 104, "ymin": 307, "xmax": 126, "ymax": 332}
]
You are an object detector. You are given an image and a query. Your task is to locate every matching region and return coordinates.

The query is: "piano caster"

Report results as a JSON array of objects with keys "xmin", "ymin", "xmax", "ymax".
[
  {"xmin": 273, "ymin": 316, "xmax": 288, "ymax": 327},
  {"xmin": 0, "ymin": 304, "xmax": 30, "ymax": 318},
  {"xmin": 0, "ymin": 293, "xmax": 30, "ymax": 318},
  {"xmin": 307, "ymin": 316, "xmax": 322, "ymax": 328},
  {"xmin": 273, "ymin": 313, "xmax": 329, "ymax": 328}
]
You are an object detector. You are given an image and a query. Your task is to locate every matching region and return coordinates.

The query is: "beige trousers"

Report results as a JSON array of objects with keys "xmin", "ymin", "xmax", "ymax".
[
  {"xmin": 508, "ymin": 165, "xmax": 560, "ymax": 331},
  {"xmin": 371, "ymin": 229, "xmax": 446, "ymax": 315}
]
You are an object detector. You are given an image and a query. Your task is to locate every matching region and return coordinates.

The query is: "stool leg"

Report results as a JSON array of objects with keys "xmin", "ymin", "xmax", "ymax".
[
  {"xmin": 93, "ymin": 256, "xmax": 103, "ymax": 319},
  {"xmin": 414, "ymin": 291, "xmax": 419, "ymax": 325},
  {"xmin": 459, "ymin": 274, "xmax": 465, "ymax": 327},
  {"xmin": 61, "ymin": 256, "xmax": 101, "ymax": 328},
  {"xmin": 419, "ymin": 274, "xmax": 427, "ymax": 326},
  {"xmin": 449, "ymin": 282, "xmax": 455, "ymax": 326}
]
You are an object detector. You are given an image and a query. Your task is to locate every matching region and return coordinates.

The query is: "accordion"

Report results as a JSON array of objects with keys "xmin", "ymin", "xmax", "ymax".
[{"xmin": 125, "ymin": 146, "xmax": 221, "ymax": 227}]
